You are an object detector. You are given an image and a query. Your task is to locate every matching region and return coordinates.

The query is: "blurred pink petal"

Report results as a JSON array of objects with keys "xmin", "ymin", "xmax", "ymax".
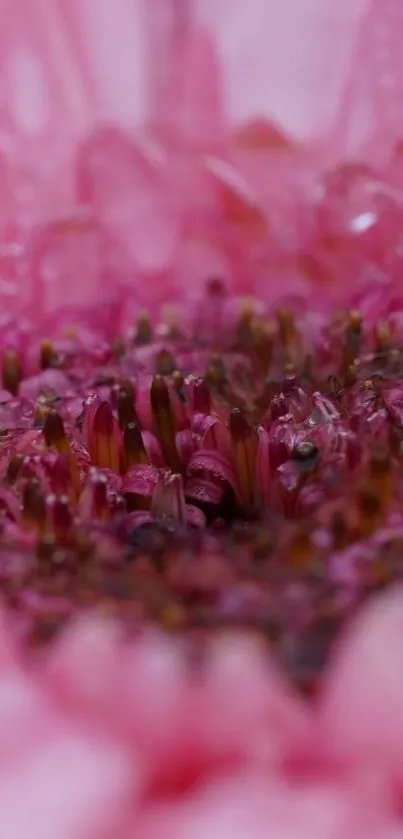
[
  {"xmin": 319, "ymin": 586, "xmax": 403, "ymax": 781},
  {"xmin": 0, "ymin": 726, "xmax": 133, "ymax": 839},
  {"xmin": 192, "ymin": 0, "xmax": 368, "ymax": 147}
]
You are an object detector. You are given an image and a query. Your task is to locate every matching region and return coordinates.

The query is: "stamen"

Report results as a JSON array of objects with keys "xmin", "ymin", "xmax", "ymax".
[
  {"xmin": 193, "ymin": 377, "xmax": 211, "ymax": 414},
  {"xmin": 50, "ymin": 453, "xmax": 76, "ymax": 507},
  {"xmin": 369, "ymin": 447, "xmax": 392, "ymax": 502},
  {"xmin": 356, "ymin": 487, "xmax": 383, "ymax": 536},
  {"xmin": 39, "ymin": 339, "xmax": 55, "ymax": 370},
  {"xmin": 277, "ymin": 307, "xmax": 298, "ymax": 368},
  {"xmin": 6, "ymin": 454, "xmax": 23, "ymax": 484},
  {"xmin": 116, "ymin": 386, "xmax": 138, "ymax": 429},
  {"xmin": 2, "ymin": 349, "xmax": 21, "ymax": 396},
  {"xmin": 236, "ymin": 306, "xmax": 255, "ymax": 344},
  {"xmin": 289, "ymin": 528, "xmax": 312, "ymax": 571},
  {"xmin": 251, "ymin": 320, "xmax": 274, "ymax": 375},
  {"xmin": 327, "ymin": 375, "xmax": 343, "ymax": 399},
  {"xmin": 374, "ymin": 320, "xmax": 390, "ymax": 355},
  {"xmin": 47, "ymin": 494, "xmax": 73, "ymax": 545},
  {"xmin": 150, "ymin": 376, "xmax": 182, "ymax": 472},
  {"xmin": 22, "ymin": 480, "xmax": 46, "ymax": 531},
  {"xmin": 123, "ymin": 422, "xmax": 149, "ymax": 468},
  {"xmin": 331, "ymin": 509, "xmax": 349, "ymax": 549},
  {"xmin": 34, "ymin": 404, "xmax": 50, "ymax": 428},
  {"xmin": 151, "ymin": 473, "xmax": 187, "ymax": 523},
  {"xmin": 155, "ymin": 349, "xmax": 176, "ymax": 376},
  {"xmin": 81, "ymin": 472, "xmax": 110, "ymax": 521},
  {"xmin": 172, "ymin": 370, "xmax": 185, "ymax": 401},
  {"xmin": 112, "ymin": 337, "xmax": 126, "ymax": 359},
  {"xmin": 43, "ymin": 410, "xmax": 69, "ymax": 453},
  {"xmin": 341, "ymin": 311, "xmax": 362, "ymax": 380},
  {"xmin": 91, "ymin": 475, "xmax": 109, "ymax": 520},
  {"xmin": 88, "ymin": 401, "xmax": 120, "ymax": 473},
  {"xmin": 134, "ymin": 313, "xmax": 152, "ymax": 345},
  {"xmin": 43, "ymin": 411, "xmax": 82, "ymax": 496},
  {"xmin": 230, "ymin": 409, "xmax": 258, "ymax": 507},
  {"xmin": 206, "ymin": 356, "xmax": 226, "ymax": 389}
]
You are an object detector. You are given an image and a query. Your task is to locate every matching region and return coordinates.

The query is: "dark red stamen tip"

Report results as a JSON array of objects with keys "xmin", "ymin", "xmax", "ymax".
[
  {"xmin": 51, "ymin": 453, "xmax": 72, "ymax": 496},
  {"xmin": 155, "ymin": 349, "xmax": 176, "ymax": 376},
  {"xmin": 206, "ymin": 276, "xmax": 226, "ymax": 297},
  {"xmin": 123, "ymin": 422, "xmax": 149, "ymax": 467},
  {"xmin": 341, "ymin": 310, "xmax": 362, "ymax": 378},
  {"xmin": 151, "ymin": 376, "xmax": 182, "ymax": 472},
  {"xmin": 117, "ymin": 386, "xmax": 138, "ymax": 429},
  {"xmin": 92, "ymin": 401, "xmax": 114, "ymax": 436},
  {"xmin": 193, "ymin": 377, "xmax": 211, "ymax": 414},
  {"xmin": 2, "ymin": 349, "xmax": 21, "ymax": 396},
  {"xmin": 43, "ymin": 410, "xmax": 68, "ymax": 451},
  {"xmin": 47, "ymin": 495, "xmax": 73, "ymax": 543},
  {"xmin": 39, "ymin": 339, "xmax": 55, "ymax": 370},
  {"xmin": 229, "ymin": 408, "xmax": 252, "ymax": 443},
  {"xmin": 230, "ymin": 409, "xmax": 258, "ymax": 507},
  {"xmin": 134, "ymin": 313, "xmax": 152, "ymax": 345},
  {"xmin": 22, "ymin": 480, "xmax": 46, "ymax": 529},
  {"xmin": 89, "ymin": 402, "xmax": 120, "ymax": 472}
]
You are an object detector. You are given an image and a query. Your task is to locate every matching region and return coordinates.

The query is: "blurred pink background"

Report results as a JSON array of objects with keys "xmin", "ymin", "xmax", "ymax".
[{"xmin": 0, "ymin": 0, "xmax": 399, "ymax": 156}]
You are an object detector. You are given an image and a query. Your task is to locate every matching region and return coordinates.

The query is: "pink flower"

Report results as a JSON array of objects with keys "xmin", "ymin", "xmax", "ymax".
[{"xmin": 0, "ymin": 1, "xmax": 403, "ymax": 837}]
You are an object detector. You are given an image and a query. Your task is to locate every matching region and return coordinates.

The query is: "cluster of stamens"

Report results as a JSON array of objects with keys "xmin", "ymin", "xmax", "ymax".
[{"xmin": 1, "ymin": 280, "xmax": 403, "ymax": 691}]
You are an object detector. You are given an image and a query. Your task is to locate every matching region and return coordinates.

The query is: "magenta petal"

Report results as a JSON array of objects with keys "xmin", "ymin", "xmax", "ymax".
[
  {"xmin": 185, "ymin": 477, "xmax": 224, "ymax": 506},
  {"xmin": 141, "ymin": 430, "xmax": 165, "ymax": 468},
  {"xmin": 191, "ymin": 412, "xmax": 231, "ymax": 454},
  {"xmin": 185, "ymin": 503, "xmax": 207, "ymax": 528},
  {"xmin": 187, "ymin": 449, "xmax": 239, "ymax": 497},
  {"xmin": 0, "ymin": 430, "xmax": 42, "ymax": 479},
  {"xmin": 19, "ymin": 369, "xmax": 71, "ymax": 400},
  {"xmin": 191, "ymin": 411, "xmax": 217, "ymax": 439},
  {"xmin": 122, "ymin": 464, "xmax": 160, "ymax": 497},
  {"xmin": 0, "ymin": 487, "xmax": 21, "ymax": 523},
  {"xmin": 124, "ymin": 510, "xmax": 153, "ymax": 531},
  {"xmin": 0, "ymin": 397, "xmax": 35, "ymax": 430}
]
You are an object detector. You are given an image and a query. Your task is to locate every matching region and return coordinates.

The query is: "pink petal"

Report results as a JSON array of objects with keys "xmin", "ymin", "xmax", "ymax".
[
  {"xmin": 76, "ymin": 127, "xmax": 179, "ymax": 275},
  {"xmin": 187, "ymin": 449, "xmax": 239, "ymax": 497},
  {"xmin": 185, "ymin": 477, "xmax": 224, "ymax": 506},
  {"xmin": 319, "ymin": 586, "xmax": 403, "ymax": 781},
  {"xmin": 193, "ymin": 0, "xmax": 368, "ymax": 148},
  {"xmin": 161, "ymin": 25, "xmax": 224, "ymax": 150},
  {"xmin": 123, "ymin": 464, "xmax": 160, "ymax": 497},
  {"xmin": 0, "ymin": 728, "xmax": 133, "ymax": 839},
  {"xmin": 185, "ymin": 503, "xmax": 207, "ymax": 528}
]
